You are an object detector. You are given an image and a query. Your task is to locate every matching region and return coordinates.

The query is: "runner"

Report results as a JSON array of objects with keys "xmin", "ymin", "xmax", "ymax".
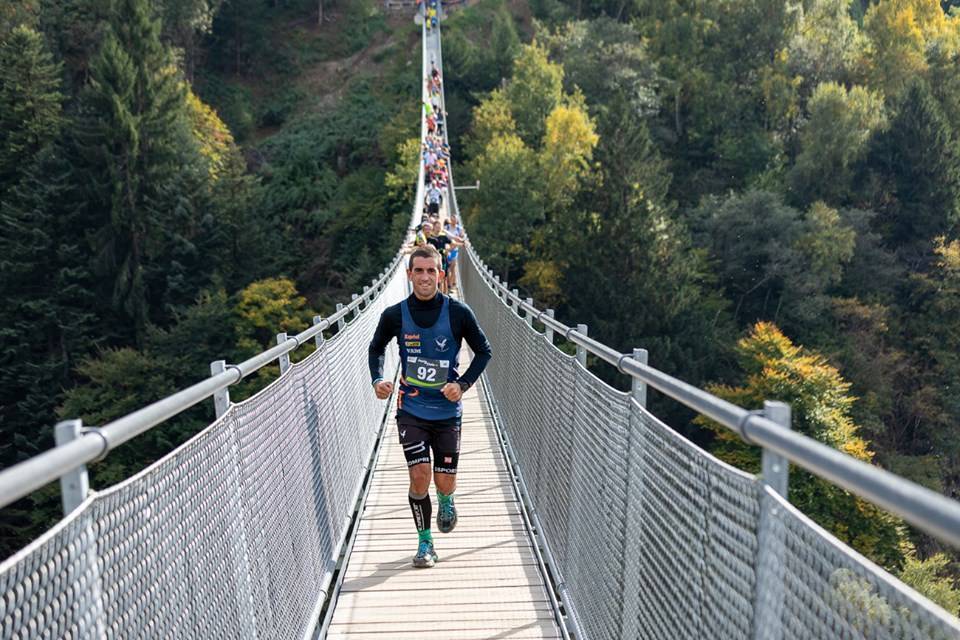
[
  {"xmin": 426, "ymin": 222, "xmax": 460, "ymax": 294},
  {"xmin": 443, "ymin": 214, "xmax": 464, "ymax": 290},
  {"xmin": 369, "ymin": 244, "xmax": 492, "ymax": 568}
]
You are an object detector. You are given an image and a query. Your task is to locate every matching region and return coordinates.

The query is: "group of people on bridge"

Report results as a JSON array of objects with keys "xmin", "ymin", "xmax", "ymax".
[
  {"xmin": 414, "ymin": 60, "xmax": 463, "ymax": 295},
  {"xmin": 417, "ymin": 0, "xmax": 440, "ymax": 29},
  {"xmin": 368, "ymin": 35, "xmax": 492, "ymax": 569}
]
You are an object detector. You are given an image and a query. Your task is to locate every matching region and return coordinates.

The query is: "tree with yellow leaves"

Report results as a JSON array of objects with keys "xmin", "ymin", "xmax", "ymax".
[
  {"xmin": 539, "ymin": 96, "xmax": 599, "ymax": 211},
  {"xmin": 701, "ymin": 321, "xmax": 905, "ymax": 568},
  {"xmin": 863, "ymin": 0, "xmax": 960, "ymax": 97}
]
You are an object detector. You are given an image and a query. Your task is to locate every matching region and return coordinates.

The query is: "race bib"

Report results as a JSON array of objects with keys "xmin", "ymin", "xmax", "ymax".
[{"xmin": 406, "ymin": 355, "xmax": 449, "ymax": 388}]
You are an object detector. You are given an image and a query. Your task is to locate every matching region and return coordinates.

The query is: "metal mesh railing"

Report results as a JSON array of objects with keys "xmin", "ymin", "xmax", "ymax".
[
  {"xmin": 459, "ymin": 247, "xmax": 960, "ymax": 640},
  {"xmin": 0, "ymin": 265, "xmax": 406, "ymax": 640}
]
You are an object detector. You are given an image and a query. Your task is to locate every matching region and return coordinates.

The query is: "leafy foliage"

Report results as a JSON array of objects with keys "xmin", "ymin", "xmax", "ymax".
[{"xmin": 701, "ymin": 322, "xmax": 905, "ymax": 568}]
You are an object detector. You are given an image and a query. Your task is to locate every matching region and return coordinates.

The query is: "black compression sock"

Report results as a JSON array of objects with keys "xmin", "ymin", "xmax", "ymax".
[{"xmin": 408, "ymin": 491, "xmax": 432, "ymax": 538}]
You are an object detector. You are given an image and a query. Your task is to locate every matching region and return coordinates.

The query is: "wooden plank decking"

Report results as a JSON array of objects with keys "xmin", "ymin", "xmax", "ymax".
[{"xmin": 326, "ymin": 349, "xmax": 562, "ymax": 639}]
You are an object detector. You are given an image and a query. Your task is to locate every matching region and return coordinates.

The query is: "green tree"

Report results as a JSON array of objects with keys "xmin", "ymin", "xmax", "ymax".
[
  {"xmin": 790, "ymin": 83, "xmax": 886, "ymax": 207},
  {"xmin": 541, "ymin": 17, "xmax": 660, "ymax": 124},
  {"xmin": 467, "ymin": 132, "xmax": 543, "ymax": 277},
  {"xmin": 384, "ymin": 137, "xmax": 420, "ymax": 204},
  {"xmin": 0, "ymin": 150, "xmax": 98, "ymax": 469},
  {"xmin": 463, "ymin": 88, "xmax": 516, "ymax": 161},
  {"xmin": 442, "ymin": 1, "xmax": 519, "ymax": 98},
  {"xmin": 788, "ymin": 0, "xmax": 865, "ymax": 91},
  {"xmin": 0, "ymin": 25, "xmax": 63, "ymax": 196},
  {"xmin": 633, "ymin": 0, "xmax": 797, "ymax": 202},
  {"xmin": 701, "ymin": 322, "xmax": 905, "ymax": 568},
  {"xmin": 897, "ymin": 238, "xmax": 960, "ymax": 498},
  {"xmin": 690, "ymin": 191, "xmax": 857, "ymax": 334},
  {"xmin": 160, "ymin": 0, "xmax": 224, "ymax": 79},
  {"xmin": 863, "ymin": 80, "xmax": 960, "ymax": 253},
  {"xmin": 183, "ymin": 87, "xmax": 268, "ymax": 290},
  {"xmin": 59, "ymin": 289, "xmax": 235, "ymax": 486},
  {"xmin": 0, "ymin": 25, "xmax": 95, "ymax": 480},
  {"xmin": 70, "ymin": 0, "xmax": 198, "ymax": 345},
  {"xmin": 503, "ymin": 42, "xmax": 564, "ymax": 146}
]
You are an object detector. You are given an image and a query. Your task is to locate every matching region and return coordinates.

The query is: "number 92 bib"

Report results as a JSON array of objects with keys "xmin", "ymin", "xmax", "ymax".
[{"xmin": 406, "ymin": 355, "xmax": 450, "ymax": 388}]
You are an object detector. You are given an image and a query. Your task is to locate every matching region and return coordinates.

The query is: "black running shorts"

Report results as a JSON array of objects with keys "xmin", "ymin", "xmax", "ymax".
[{"xmin": 397, "ymin": 413, "xmax": 461, "ymax": 474}]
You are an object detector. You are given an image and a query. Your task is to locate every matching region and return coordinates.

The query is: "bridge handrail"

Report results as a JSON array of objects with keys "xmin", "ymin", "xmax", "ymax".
[
  {"xmin": 0, "ymin": 8, "xmax": 432, "ymax": 517},
  {"xmin": 464, "ymin": 250, "xmax": 960, "ymax": 549},
  {"xmin": 0, "ymin": 254, "xmax": 403, "ymax": 511}
]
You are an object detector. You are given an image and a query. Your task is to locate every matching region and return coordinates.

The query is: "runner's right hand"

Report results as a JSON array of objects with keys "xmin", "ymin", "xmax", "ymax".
[{"xmin": 374, "ymin": 381, "xmax": 394, "ymax": 400}]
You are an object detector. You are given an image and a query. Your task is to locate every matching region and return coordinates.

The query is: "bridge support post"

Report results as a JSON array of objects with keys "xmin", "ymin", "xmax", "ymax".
[
  {"xmin": 210, "ymin": 360, "xmax": 231, "ymax": 418},
  {"xmin": 752, "ymin": 401, "xmax": 791, "ymax": 640},
  {"xmin": 352, "ymin": 294, "xmax": 361, "ymax": 319},
  {"xmin": 575, "ymin": 324, "xmax": 588, "ymax": 368},
  {"xmin": 545, "ymin": 309, "xmax": 555, "ymax": 344},
  {"xmin": 336, "ymin": 303, "xmax": 346, "ymax": 332},
  {"xmin": 54, "ymin": 419, "xmax": 90, "ymax": 515},
  {"xmin": 313, "ymin": 315, "xmax": 325, "ymax": 349},
  {"xmin": 511, "ymin": 288, "xmax": 519, "ymax": 315},
  {"xmin": 524, "ymin": 298, "xmax": 533, "ymax": 327},
  {"xmin": 277, "ymin": 333, "xmax": 291, "ymax": 374},
  {"xmin": 620, "ymin": 347, "xmax": 649, "ymax": 637},
  {"xmin": 630, "ymin": 348, "xmax": 648, "ymax": 408},
  {"xmin": 761, "ymin": 401, "xmax": 790, "ymax": 498}
]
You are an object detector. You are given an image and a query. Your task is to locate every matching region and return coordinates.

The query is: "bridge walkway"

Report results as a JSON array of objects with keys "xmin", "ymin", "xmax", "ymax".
[{"xmin": 326, "ymin": 347, "xmax": 563, "ymax": 639}]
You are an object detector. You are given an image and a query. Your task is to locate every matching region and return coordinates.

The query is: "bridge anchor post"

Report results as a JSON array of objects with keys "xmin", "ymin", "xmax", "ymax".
[
  {"xmin": 752, "ymin": 401, "xmax": 791, "ymax": 640},
  {"xmin": 210, "ymin": 360, "xmax": 231, "ymax": 418},
  {"xmin": 313, "ymin": 315, "xmax": 325, "ymax": 349},
  {"xmin": 620, "ymin": 348, "xmax": 648, "ymax": 637},
  {"xmin": 277, "ymin": 333, "xmax": 291, "ymax": 374},
  {"xmin": 575, "ymin": 324, "xmax": 588, "ymax": 368},
  {"xmin": 54, "ymin": 419, "xmax": 90, "ymax": 515}
]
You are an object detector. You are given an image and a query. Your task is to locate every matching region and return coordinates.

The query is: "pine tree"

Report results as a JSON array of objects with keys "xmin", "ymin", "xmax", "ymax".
[
  {"xmin": 865, "ymin": 80, "xmax": 960, "ymax": 254},
  {"xmin": 0, "ymin": 25, "xmax": 63, "ymax": 197},
  {"xmin": 0, "ymin": 148, "xmax": 99, "ymax": 469},
  {"xmin": 70, "ymin": 0, "xmax": 190, "ymax": 345}
]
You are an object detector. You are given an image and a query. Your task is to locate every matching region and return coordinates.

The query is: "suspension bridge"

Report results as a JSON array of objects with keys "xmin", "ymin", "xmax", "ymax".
[{"xmin": 1, "ymin": 6, "xmax": 960, "ymax": 640}]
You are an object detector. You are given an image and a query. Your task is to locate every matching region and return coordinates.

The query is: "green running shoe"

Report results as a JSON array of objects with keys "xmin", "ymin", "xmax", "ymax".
[
  {"xmin": 437, "ymin": 496, "xmax": 457, "ymax": 533},
  {"xmin": 412, "ymin": 540, "xmax": 438, "ymax": 568}
]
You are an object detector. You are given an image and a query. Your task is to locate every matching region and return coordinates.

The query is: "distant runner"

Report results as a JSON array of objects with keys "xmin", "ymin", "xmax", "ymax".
[{"xmin": 368, "ymin": 244, "xmax": 492, "ymax": 568}]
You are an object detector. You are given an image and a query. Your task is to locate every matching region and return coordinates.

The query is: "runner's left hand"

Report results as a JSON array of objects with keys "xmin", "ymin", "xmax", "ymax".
[{"xmin": 441, "ymin": 382, "xmax": 462, "ymax": 402}]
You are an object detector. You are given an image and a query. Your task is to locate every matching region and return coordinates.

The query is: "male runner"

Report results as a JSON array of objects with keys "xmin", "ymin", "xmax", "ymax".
[
  {"xmin": 426, "ymin": 221, "xmax": 460, "ymax": 294},
  {"xmin": 368, "ymin": 244, "xmax": 492, "ymax": 568}
]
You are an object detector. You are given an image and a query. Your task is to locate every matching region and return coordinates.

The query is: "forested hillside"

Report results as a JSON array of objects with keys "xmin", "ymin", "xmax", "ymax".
[
  {"xmin": 444, "ymin": 0, "xmax": 960, "ymax": 611},
  {"xmin": 0, "ymin": 0, "xmax": 417, "ymax": 555},
  {"xmin": 2, "ymin": 0, "xmax": 960, "ymax": 613}
]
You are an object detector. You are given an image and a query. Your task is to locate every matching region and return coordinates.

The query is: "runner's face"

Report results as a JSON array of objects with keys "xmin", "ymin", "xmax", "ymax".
[{"xmin": 408, "ymin": 256, "xmax": 443, "ymax": 300}]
